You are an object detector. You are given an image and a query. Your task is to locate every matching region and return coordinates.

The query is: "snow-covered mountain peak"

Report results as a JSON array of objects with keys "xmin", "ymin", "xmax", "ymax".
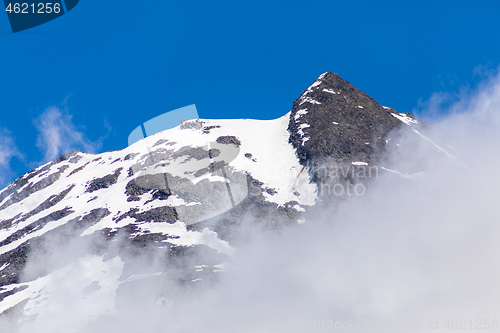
[{"xmin": 0, "ymin": 72, "xmax": 457, "ymax": 329}]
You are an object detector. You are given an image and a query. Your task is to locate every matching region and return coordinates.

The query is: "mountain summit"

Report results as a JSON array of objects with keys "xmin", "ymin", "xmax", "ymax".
[
  {"xmin": 288, "ymin": 71, "xmax": 402, "ymax": 166},
  {"xmin": 0, "ymin": 72, "xmax": 439, "ymax": 327}
]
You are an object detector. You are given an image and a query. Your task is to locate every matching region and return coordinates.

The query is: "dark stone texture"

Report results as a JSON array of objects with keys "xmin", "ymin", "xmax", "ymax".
[
  {"xmin": 203, "ymin": 125, "xmax": 220, "ymax": 134},
  {"xmin": 0, "ymin": 243, "xmax": 30, "ymax": 288},
  {"xmin": 0, "ymin": 208, "xmax": 74, "ymax": 248},
  {"xmin": 216, "ymin": 136, "xmax": 241, "ymax": 147},
  {"xmin": 115, "ymin": 206, "xmax": 178, "ymax": 224},
  {"xmin": 68, "ymin": 162, "xmax": 89, "ymax": 176},
  {"xmin": 288, "ymin": 72, "xmax": 405, "ymax": 184},
  {"xmin": 21, "ymin": 185, "xmax": 75, "ymax": 222},
  {"xmin": 125, "ymin": 178, "xmax": 150, "ymax": 202},
  {"xmin": 124, "ymin": 153, "xmax": 139, "ymax": 161},
  {"xmin": 288, "ymin": 72, "xmax": 402, "ymax": 164},
  {"xmin": 125, "ymin": 174, "xmax": 172, "ymax": 202},
  {"xmin": 80, "ymin": 208, "xmax": 111, "ymax": 224},
  {"xmin": 0, "ymin": 165, "xmax": 70, "ymax": 211},
  {"xmin": 86, "ymin": 168, "xmax": 123, "ymax": 193},
  {"xmin": 172, "ymin": 146, "xmax": 211, "ymax": 161}
]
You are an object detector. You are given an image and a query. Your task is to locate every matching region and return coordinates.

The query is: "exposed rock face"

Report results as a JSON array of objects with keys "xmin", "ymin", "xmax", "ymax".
[
  {"xmin": 286, "ymin": 72, "xmax": 413, "ymax": 195},
  {"xmin": 86, "ymin": 168, "xmax": 123, "ymax": 193},
  {"xmin": 216, "ymin": 136, "xmax": 241, "ymax": 147},
  {"xmin": 0, "ymin": 72, "xmax": 437, "ymax": 323},
  {"xmin": 288, "ymin": 72, "xmax": 403, "ymax": 175},
  {"xmin": 0, "ymin": 152, "xmax": 76, "ymax": 211}
]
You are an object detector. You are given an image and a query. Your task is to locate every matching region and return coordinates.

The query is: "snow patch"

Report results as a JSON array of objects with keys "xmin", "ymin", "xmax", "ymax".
[
  {"xmin": 317, "ymin": 72, "xmax": 328, "ymax": 80},
  {"xmin": 323, "ymin": 89, "xmax": 340, "ymax": 95},
  {"xmin": 297, "ymin": 123, "xmax": 311, "ymax": 137},
  {"xmin": 294, "ymin": 108, "xmax": 308, "ymax": 120},
  {"xmin": 391, "ymin": 113, "xmax": 418, "ymax": 126},
  {"xmin": 299, "ymin": 97, "xmax": 321, "ymax": 106}
]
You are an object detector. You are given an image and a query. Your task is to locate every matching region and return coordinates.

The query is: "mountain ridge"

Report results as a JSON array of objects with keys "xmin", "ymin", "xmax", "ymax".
[{"xmin": 0, "ymin": 72, "xmax": 433, "ymax": 326}]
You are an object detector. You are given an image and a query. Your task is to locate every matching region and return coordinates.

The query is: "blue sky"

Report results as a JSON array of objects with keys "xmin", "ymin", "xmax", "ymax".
[{"xmin": 1, "ymin": 0, "xmax": 500, "ymax": 187}]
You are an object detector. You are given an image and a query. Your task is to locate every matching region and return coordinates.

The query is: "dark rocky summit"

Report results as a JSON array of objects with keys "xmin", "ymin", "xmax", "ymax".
[
  {"xmin": 288, "ymin": 72, "xmax": 402, "ymax": 164},
  {"xmin": 287, "ymin": 71, "xmax": 406, "ymax": 186}
]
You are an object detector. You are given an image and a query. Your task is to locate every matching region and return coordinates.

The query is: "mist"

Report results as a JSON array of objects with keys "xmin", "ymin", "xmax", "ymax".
[{"xmin": 2, "ymin": 72, "xmax": 500, "ymax": 332}]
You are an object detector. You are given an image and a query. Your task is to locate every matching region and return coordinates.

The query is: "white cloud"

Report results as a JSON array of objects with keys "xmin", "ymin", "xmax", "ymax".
[
  {"xmin": 34, "ymin": 106, "xmax": 102, "ymax": 162},
  {"xmin": 166, "ymin": 70, "xmax": 500, "ymax": 332},
  {"xmin": 0, "ymin": 128, "xmax": 22, "ymax": 189}
]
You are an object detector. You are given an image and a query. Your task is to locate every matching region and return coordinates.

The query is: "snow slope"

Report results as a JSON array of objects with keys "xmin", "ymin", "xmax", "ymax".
[{"xmin": 0, "ymin": 111, "xmax": 316, "ymax": 321}]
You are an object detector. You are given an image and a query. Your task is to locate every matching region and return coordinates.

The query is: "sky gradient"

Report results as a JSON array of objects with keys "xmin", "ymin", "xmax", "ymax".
[{"xmin": 1, "ymin": 0, "xmax": 500, "ymax": 187}]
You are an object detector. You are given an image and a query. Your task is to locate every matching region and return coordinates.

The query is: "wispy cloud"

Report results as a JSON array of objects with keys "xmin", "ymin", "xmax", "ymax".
[
  {"xmin": 0, "ymin": 128, "xmax": 22, "ymax": 189},
  {"xmin": 415, "ymin": 65, "xmax": 500, "ymax": 123},
  {"xmin": 34, "ymin": 106, "xmax": 103, "ymax": 162}
]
